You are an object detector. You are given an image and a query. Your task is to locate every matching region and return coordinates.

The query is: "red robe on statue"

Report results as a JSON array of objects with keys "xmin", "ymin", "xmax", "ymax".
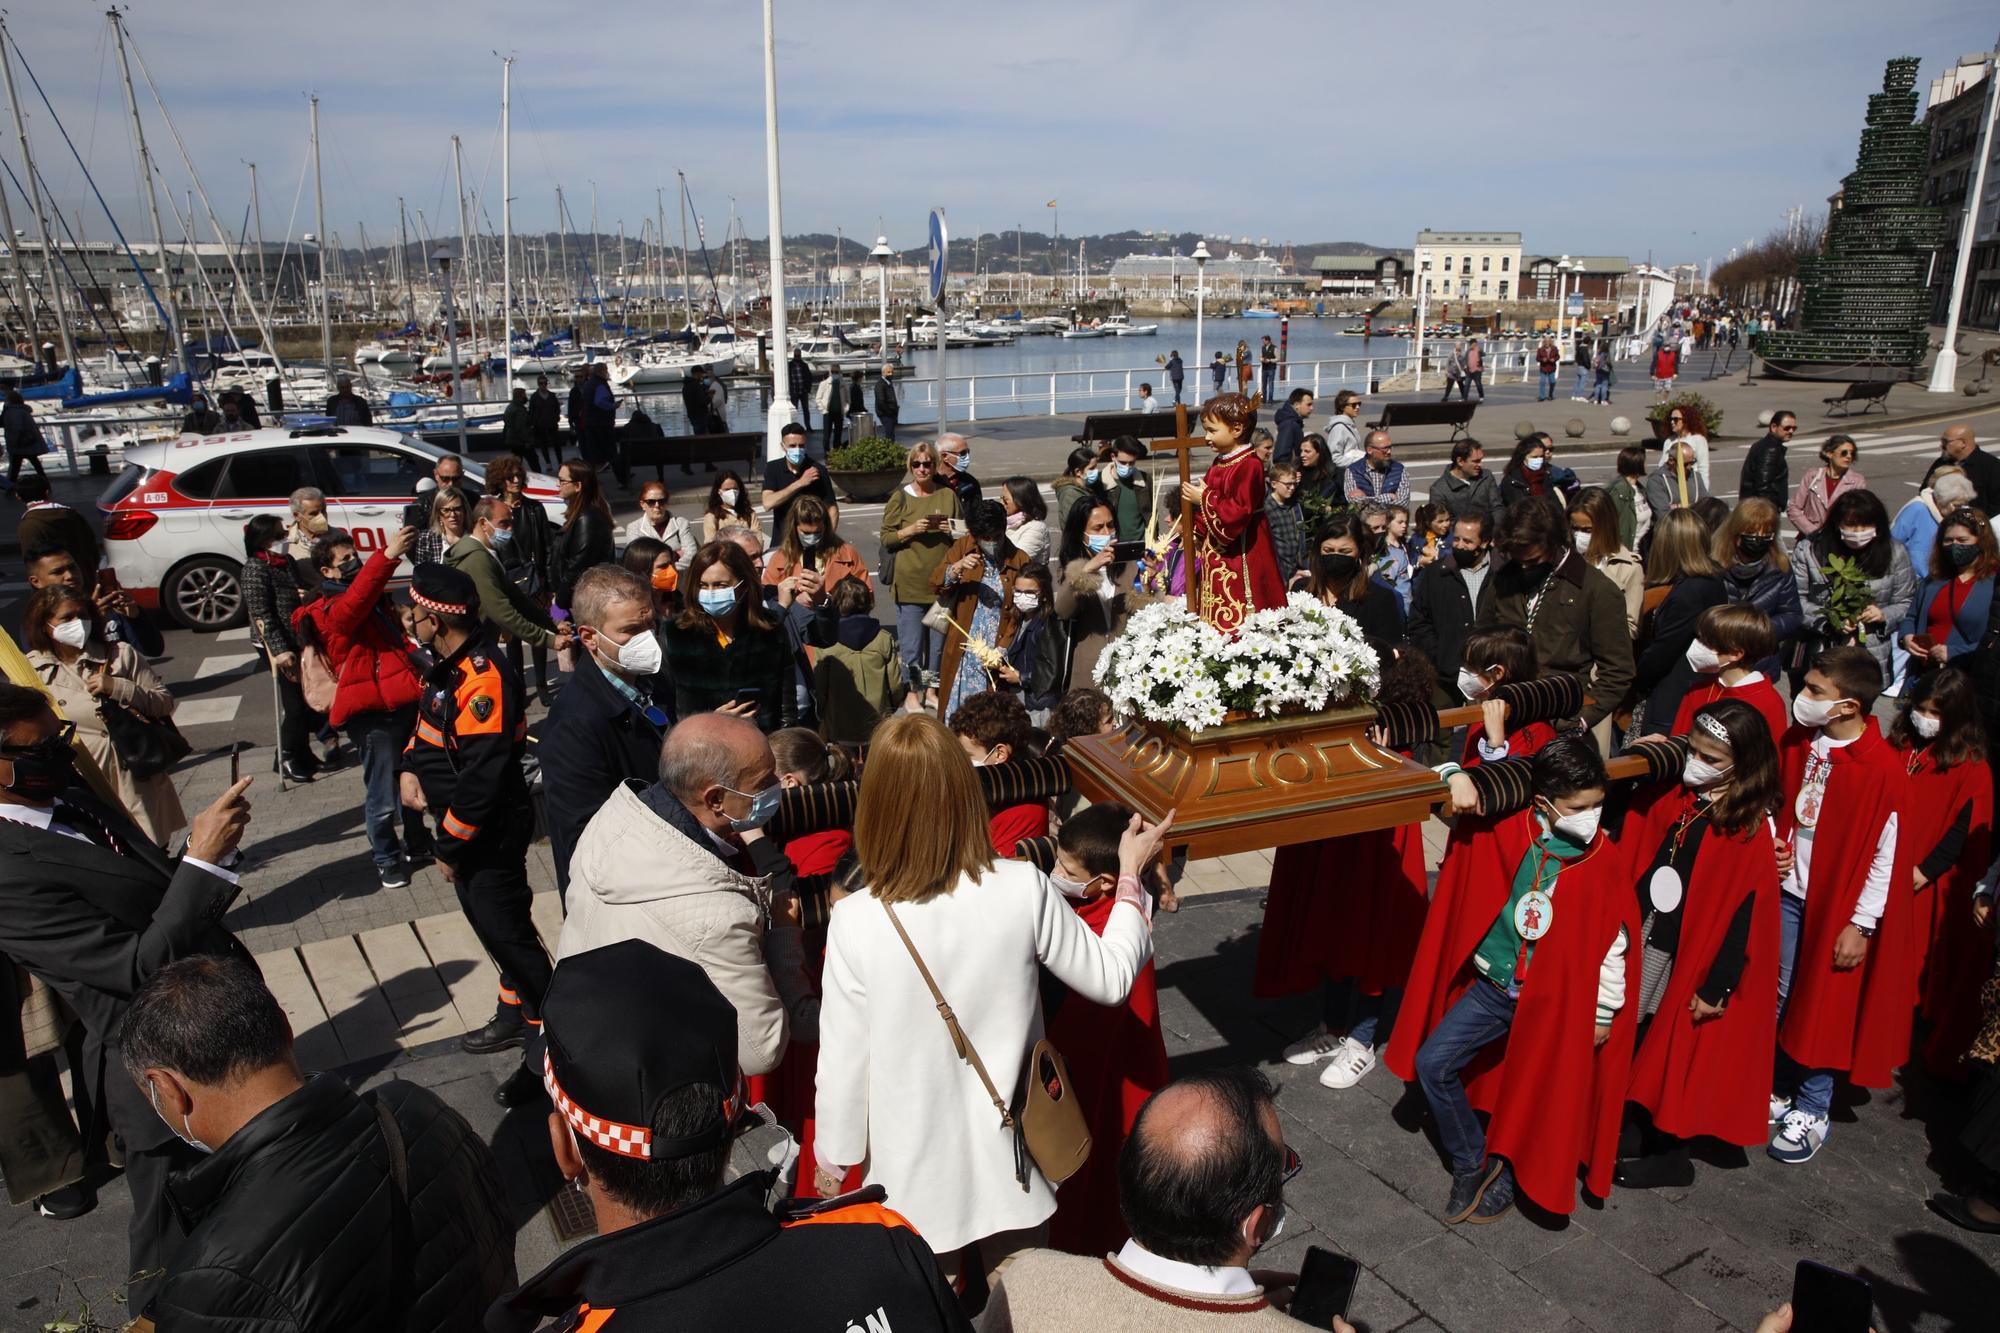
[
  {"xmin": 1773, "ymin": 722, "xmax": 1916, "ymax": 1087},
  {"xmin": 1382, "ymin": 810, "xmax": 1640, "ymax": 1214},
  {"xmin": 1670, "ymin": 674, "xmax": 1788, "ymax": 743},
  {"xmin": 1894, "ymin": 743, "xmax": 1995, "ymax": 1074},
  {"xmin": 1619, "ymin": 783, "xmax": 1783, "ymax": 1147},
  {"xmin": 1191, "ymin": 445, "xmax": 1286, "ymax": 633},
  {"xmin": 1046, "ymin": 889, "xmax": 1168, "ymax": 1256}
]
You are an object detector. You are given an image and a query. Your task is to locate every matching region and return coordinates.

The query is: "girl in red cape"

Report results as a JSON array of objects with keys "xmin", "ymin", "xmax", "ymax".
[
  {"xmin": 1382, "ymin": 737, "xmax": 1640, "ymax": 1223},
  {"xmin": 1769, "ymin": 646, "xmax": 1917, "ymax": 1166},
  {"xmin": 1263, "ymin": 632, "xmax": 1553, "ymax": 1091},
  {"xmin": 1886, "ymin": 669, "xmax": 1995, "ymax": 1075},
  {"xmin": 1040, "ymin": 802, "xmax": 1169, "ymax": 1256},
  {"xmin": 1615, "ymin": 700, "xmax": 1783, "ymax": 1189},
  {"xmin": 1183, "ymin": 393, "xmax": 1286, "ymax": 634},
  {"xmin": 948, "ymin": 690, "xmax": 1050, "ymax": 857},
  {"xmin": 1669, "ymin": 603, "xmax": 1788, "ymax": 742}
]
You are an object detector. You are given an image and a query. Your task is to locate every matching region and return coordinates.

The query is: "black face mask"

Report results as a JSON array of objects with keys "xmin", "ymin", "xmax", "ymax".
[
  {"xmin": 2, "ymin": 736, "xmax": 77, "ymax": 804},
  {"xmin": 1512, "ymin": 558, "xmax": 1553, "ymax": 582},
  {"xmin": 1452, "ymin": 546, "xmax": 1487, "ymax": 569},
  {"xmin": 1317, "ymin": 553, "xmax": 1361, "ymax": 582},
  {"xmin": 1736, "ymin": 534, "xmax": 1774, "ymax": 560},
  {"xmin": 335, "ymin": 555, "xmax": 363, "ymax": 582}
]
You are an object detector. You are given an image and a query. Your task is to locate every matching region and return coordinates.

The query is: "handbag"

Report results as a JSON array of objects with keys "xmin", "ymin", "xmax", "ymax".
[
  {"xmin": 882, "ymin": 901, "xmax": 1090, "ymax": 1189},
  {"xmin": 98, "ymin": 694, "xmax": 192, "ymax": 781}
]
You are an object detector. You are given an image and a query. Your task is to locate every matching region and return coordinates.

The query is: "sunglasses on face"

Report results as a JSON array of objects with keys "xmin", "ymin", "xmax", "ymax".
[
  {"xmin": 1282, "ymin": 1143, "xmax": 1302, "ymax": 1184},
  {"xmin": 642, "ymin": 497, "xmax": 669, "ymax": 506},
  {"xmin": 911, "ymin": 461, "xmax": 935, "ymax": 470}
]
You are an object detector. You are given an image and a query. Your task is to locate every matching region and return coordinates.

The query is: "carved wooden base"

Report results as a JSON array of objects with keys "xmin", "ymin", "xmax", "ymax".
[{"xmin": 1065, "ymin": 705, "xmax": 1446, "ymax": 859}]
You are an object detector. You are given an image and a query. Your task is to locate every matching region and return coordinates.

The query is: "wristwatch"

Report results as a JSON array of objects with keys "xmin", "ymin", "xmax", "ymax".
[{"xmin": 1852, "ymin": 923, "xmax": 1876, "ymax": 939}]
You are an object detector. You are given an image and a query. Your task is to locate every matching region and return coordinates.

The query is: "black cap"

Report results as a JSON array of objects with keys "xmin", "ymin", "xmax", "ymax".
[
  {"xmin": 542, "ymin": 940, "xmax": 740, "ymax": 1161},
  {"xmin": 410, "ymin": 563, "xmax": 478, "ymax": 618}
]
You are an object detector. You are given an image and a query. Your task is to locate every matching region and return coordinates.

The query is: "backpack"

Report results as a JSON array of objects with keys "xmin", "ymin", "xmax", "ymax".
[{"xmin": 294, "ymin": 610, "xmax": 341, "ymax": 713}]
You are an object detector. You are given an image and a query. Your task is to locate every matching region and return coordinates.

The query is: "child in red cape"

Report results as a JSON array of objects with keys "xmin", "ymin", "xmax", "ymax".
[
  {"xmin": 750, "ymin": 730, "xmax": 853, "ymax": 1196},
  {"xmin": 1615, "ymin": 700, "xmax": 1783, "ymax": 1189},
  {"xmin": 1886, "ymin": 670, "xmax": 1994, "ymax": 1075},
  {"xmin": 1041, "ymin": 802, "xmax": 1170, "ymax": 1256},
  {"xmin": 1182, "ymin": 392, "xmax": 1286, "ymax": 633},
  {"xmin": 1769, "ymin": 646, "xmax": 1916, "ymax": 1165},
  {"xmin": 1669, "ymin": 603, "xmax": 1788, "ymax": 741},
  {"xmin": 1263, "ymin": 632, "xmax": 1549, "ymax": 1094},
  {"xmin": 949, "ymin": 689, "xmax": 1050, "ymax": 856},
  {"xmin": 1382, "ymin": 737, "xmax": 1639, "ymax": 1223}
]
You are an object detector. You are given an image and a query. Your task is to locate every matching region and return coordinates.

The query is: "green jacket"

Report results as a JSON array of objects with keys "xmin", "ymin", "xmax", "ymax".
[
  {"xmin": 880, "ymin": 485, "xmax": 960, "ymax": 606},
  {"xmin": 446, "ymin": 535, "xmax": 558, "ymax": 647}
]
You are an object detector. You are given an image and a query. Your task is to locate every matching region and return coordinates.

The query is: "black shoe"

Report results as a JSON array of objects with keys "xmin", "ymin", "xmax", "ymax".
[
  {"xmin": 36, "ymin": 1182, "xmax": 96, "ymax": 1220},
  {"xmin": 1927, "ymin": 1193, "xmax": 2000, "ymax": 1235},
  {"xmin": 1614, "ymin": 1151, "xmax": 1695, "ymax": 1190},
  {"xmin": 281, "ymin": 763, "xmax": 316, "ymax": 784},
  {"xmin": 1443, "ymin": 1159, "xmax": 1503, "ymax": 1224},
  {"xmin": 461, "ymin": 1012, "xmax": 528, "ymax": 1055},
  {"xmin": 378, "ymin": 865, "xmax": 413, "ymax": 890},
  {"xmin": 494, "ymin": 1061, "xmax": 547, "ymax": 1109},
  {"xmin": 318, "ymin": 744, "xmax": 357, "ymax": 772},
  {"xmin": 1468, "ymin": 1164, "xmax": 1515, "ymax": 1224}
]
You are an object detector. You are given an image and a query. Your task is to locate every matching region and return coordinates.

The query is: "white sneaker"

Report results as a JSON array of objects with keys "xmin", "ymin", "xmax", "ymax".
[
  {"xmin": 1282, "ymin": 1024, "xmax": 1343, "ymax": 1065},
  {"xmin": 1768, "ymin": 1093, "xmax": 1793, "ymax": 1124},
  {"xmin": 1318, "ymin": 1037, "xmax": 1378, "ymax": 1090},
  {"xmin": 1768, "ymin": 1109, "xmax": 1830, "ymax": 1164}
]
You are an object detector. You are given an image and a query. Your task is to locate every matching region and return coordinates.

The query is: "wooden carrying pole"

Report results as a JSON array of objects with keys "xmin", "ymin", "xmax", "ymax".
[{"xmin": 1139, "ymin": 402, "xmax": 1205, "ymax": 616}]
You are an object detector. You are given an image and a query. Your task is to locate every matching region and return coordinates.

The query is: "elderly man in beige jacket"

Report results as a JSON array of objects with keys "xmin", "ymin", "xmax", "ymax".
[{"xmin": 557, "ymin": 712, "xmax": 815, "ymax": 1076}]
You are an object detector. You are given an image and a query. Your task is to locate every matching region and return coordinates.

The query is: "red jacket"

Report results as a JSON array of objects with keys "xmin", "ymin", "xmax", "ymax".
[{"xmin": 293, "ymin": 550, "xmax": 423, "ymax": 726}]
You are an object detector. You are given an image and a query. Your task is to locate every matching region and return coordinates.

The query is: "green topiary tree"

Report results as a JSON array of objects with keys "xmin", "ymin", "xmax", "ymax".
[
  {"xmin": 827, "ymin": 436, "xmax": 908, "ymax": 471},
  {"xmin": 1646, "ymin": 390, "xmax": 1724, "ymax": 438}
]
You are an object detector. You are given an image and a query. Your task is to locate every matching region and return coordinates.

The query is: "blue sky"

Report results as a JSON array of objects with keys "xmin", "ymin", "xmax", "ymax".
[{"xmin": 7, "ymin": 0, "xmax": 1997, "ymax": 268}]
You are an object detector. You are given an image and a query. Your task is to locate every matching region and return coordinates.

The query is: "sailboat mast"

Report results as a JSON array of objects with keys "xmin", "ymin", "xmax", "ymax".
[
  {"xmin": 555, "ymin": 185, "xmax": 569, "ymax": 326},
  {"xmin": 110, "ymin": 8, "xmax": 180, "ymax": 364},
  {"xmin": 451, "ymin": 134, "xmax": 473, "ymax": 358},
  {"xmin": 398, "ymin": 197, "xmax": 414, "ymax": 324},
  {"xmin": 589, "ymin": 181, "xmax": 603, "ymax": 330},
  {"xmin": 500, "ymin": 54, "xmax": 513, "ymax": 383},
  {"xmin": 249, "ymin": 161, "xmax": 268, "ymax": 305},
  {"xmin": 0, "ymin": 16, "xmax": 74, "ymax": 368},
  {"xmin": 677, "ymin": 172, "xmax": 694, "ymax": 329},
  {"xmin": 0, "ymin": 95, "xmax": 29, "ymax": 338},
  {"xmin": 310, "ymin": 95, "xmax": 333, "ymax": 373}
]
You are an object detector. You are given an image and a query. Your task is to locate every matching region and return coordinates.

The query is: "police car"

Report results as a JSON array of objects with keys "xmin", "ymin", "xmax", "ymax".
[{"xmin": 100, "ymin": 424, "xmax": 565, "ymax": 631}]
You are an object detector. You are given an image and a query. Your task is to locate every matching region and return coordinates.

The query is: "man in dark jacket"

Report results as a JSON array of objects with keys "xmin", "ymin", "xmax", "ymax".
[
  {"xmin": 874, "ymin": 364, "xmax": 900, "ymax": 442},
  {"xmin": 490, "ymin": 939, "xmax": 971, "ymax": 1333},
  {"xmin": 568, "ymin": 366, "xmax": 594, "ymax": 441},
  {"xmin": 541, "ymin": 566, "xmax": 672, "ymax": 897},
  {"xmin": 528, "ymin": 373, "xmax": 562, "ymax": 471},
  {"xmin": 1737, "ymin": 409, "xmax": 1795, "ymax": 509},
  {"xmin": 788, "ymin": 348, "xmax": 813, "ymax": 427},
  {"xmin": 180, "ymin": 394, "xmax": 221, "ymax": 434},
  {"xmin": 1921, "ymin": 423, "xmax": 2000, "ymax": 514},
  {"xmin": 1477, "ymin": 497, "xmax": 1634, "ymax": 731},
  {"xmin": 0, "ymin": 682, "xmax": 252, "ymax": 1315},
  {"xmin": 1272, "ymin": 388, "xmax": 1312, "ymax": 468},
  {"xmin": 1408, "ymin": 512, "xmax": 1499, "ymax": 700},
  {"xmin": 15, "ymin": 475, "xmax": 101, "ymax": 583},
  {"xmin": 588, "ymin": 362, "xmax": 628, "ymax": 488},
  {"xmin": 1429, "ymin": 438, "xmax": 1503, "ymax": 525},
  {"xmin": 121, "ymin": 954, "xmax": 515, "ymax": 1333},
  {"xmin": 681, "ymin": 367, "xmax": 714, "ymax": 436},
  {"xmin": 326, "ymin": 374, "xmax": 374, "ymax": 426},
  {"xmin": 1165, "ymin": 349, "xmax": 1185, "ymax": 404}
]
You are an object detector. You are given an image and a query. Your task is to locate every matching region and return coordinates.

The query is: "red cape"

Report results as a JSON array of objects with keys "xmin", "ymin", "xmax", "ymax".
[
  {"xmin": 1896, "ymin": 745, "xmax": 1995, "ymax": 1073},
  {"xmin": 1773, "ymin": 722, "xmax": 1916, "ymax": 1085},
  {"xmin": 1671, "ymin": 674, "xmax": 1788, "ymax": 744},
  {"xmin": 1382, "ymin": 810, "xmax": 1639, "ymax": 1213},
  {"xmin": 990, "ymin": 802, "xmax": 1050, "ymax": 859},
  {"xmin": 1255, "ymin": 823, "xmax": 1427, "ymax": 998},
  {"xmin": 1619, "ymin": 783, "xmax": 1782, "ymax": 1146},
  {"xmin": 1047, "ymin": 889, "xmax": 1168, "ymax": 1255}
]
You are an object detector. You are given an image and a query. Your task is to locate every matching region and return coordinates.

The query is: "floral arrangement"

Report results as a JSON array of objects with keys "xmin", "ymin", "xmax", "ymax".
[{"xmin": 1094, "ymin": 593, "xmax": 1381, "ymax": 732}]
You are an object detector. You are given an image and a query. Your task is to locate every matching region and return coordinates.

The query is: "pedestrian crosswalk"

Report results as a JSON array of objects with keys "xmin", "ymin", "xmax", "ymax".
[{"xmin": 194, "ymin": 651, "xmax": 259, "ymax": 678}]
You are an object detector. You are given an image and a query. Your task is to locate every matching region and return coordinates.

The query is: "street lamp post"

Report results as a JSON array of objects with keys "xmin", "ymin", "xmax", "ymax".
[
  {"xmin": 1413, "ymin": 250, "xmax": 1431, "ymax": 393},
  {"xmin": 871, "ymin": 235, "xmax": 892, "ymax": 362},
  {"xmin": 759, "ymin": 0, "xmax": 794, "ymax": 459},
  {"xmin": 1193, "ymin": 240, "xmax": 1209, "ymax": 404},
  {"xmin": 1932, "ymin": 55, "xmax": 1999, "ymax": 393},
  {"xmin": 433, "ymin": 246, "xmax": 468, "ymax": 453},
  {"xmin": 1554, "ymin": 255, "xmax": 1574, "ymax": 366}
]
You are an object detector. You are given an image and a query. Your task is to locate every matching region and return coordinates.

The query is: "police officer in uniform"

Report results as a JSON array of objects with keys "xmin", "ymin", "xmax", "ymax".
[
  {"xmin": 490, "ymin": 939, "xmax": 971, "ymax": 1333},
  {"xmin": 402, "ymin": 565, "xmax": 552, "ymax": 1106}
]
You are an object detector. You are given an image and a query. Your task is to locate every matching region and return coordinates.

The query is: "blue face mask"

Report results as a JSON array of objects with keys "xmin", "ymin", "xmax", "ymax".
[
  {"xmin": 1086, "ymin": 533, "xmax": 1113, "ymax": 554},
  {"xmin": 786, "ymin": 446, "xmax": 806, "ymax": 466},
  {"xmin": 725, "ymin": 783, "xmax": 783, "ymax": 831},
  {"xmin": 489, "ymin": 527, "xmax": 514, "ymax": 548},
  {"xmin": 698, "ymin": 585, "xmax": 738, "ymax": 617},
  {"xmin": 1116, "ymin": 461, "xmax": 1135, "ymax": 480}
]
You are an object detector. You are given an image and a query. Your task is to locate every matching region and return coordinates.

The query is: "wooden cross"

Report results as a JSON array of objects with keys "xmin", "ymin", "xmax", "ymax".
[{"xmin": 1146, "ymin": 402, "xmax": 1209, "ymax": 617}]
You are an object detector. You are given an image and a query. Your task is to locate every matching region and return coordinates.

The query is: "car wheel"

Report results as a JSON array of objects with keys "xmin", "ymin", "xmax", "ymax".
[{"xmin": 163, "ymin": 557, "xmax": 247, "ymax": 631}]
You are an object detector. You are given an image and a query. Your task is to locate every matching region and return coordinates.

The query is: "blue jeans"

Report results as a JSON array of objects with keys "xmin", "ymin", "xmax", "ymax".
[
  {"xmin": 1538, "ymin": 369, "xmax": 1556, "ymax": 400},
  {"xmin": 1592, "ymin": 372, "xmax": 1611, "ymax": 404},
  {"xmin": 1414, "ymin": 980, "xmax": 1516, "ymax": 1175},
  {"xmin": 1574, "ymin": 364, "xmax": 1591, "ymax": 395},
  {"xmin": 1773, "ymin": 891, "xmax": 1836, "ymax": 1118},
  {"xmin": 1322, "ymin": 979, "xmax": 1403, "ymax": 1049},
  {"xmin": 1262, "ymin": 365, "xmax": 1277, "ymax": 399},
  {"xmin": 348, "ymin": 706, "xmax": 417, "ymax": 874},
  {"xmin": 895, "ymin": 601, "xmax": 946, "ymax": 691}
]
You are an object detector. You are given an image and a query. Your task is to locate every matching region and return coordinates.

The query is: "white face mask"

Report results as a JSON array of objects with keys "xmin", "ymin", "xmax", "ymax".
[
  {"xmin": 1013, "ymin": 591, "xmax": 1041, "ymax": 613},
  {"xmin": 1838, "ymin": 527, "xmax": 1876, "ymax": 549},
  {"xmin": 149, "ymin": 1078, "xmax": 213, "ymax": 1155},
  {"xmin": 1048, "ymin": 871, "xmax": 1094, "ymax": 900},
  {"xmin": 1572, "ymin": 531, "xmax": 1594, "ymax": 555},
  {"xmin": 268, "ymin": 539, "xmax": 289, "ymax": 555},
  {"xmin": 719, "ymin": 487, "xmax": 741, "ymax": 508},
  {"xmin": 600, "ymin": 624, "xmax": 663, "ymax": 677},
  {"xmin": 1544, "ymin": 802, "xmax": 1602, "ymax": 844},
  {"xmin": 1911, "ymin": 711, "xmax": 1941, "ymax": 739},
  {"xmin": 1456, "ymin": 667, "xmax": 1491, "ymax": 701},
  {"xmin": 1525, "ymin": 455, "xmax": 1546, "ymax": 473},
  {"xmin": 1684, "ymin": 640, "xmax": 1725, "ymax": 673},
  {"xmin": 51, "ymin": 618, "xmax": 90, "ymax": 650},
  {"xmin": 1793, "ymin": 693, "xmax": 1843, "ymax": 729},
  {"xmin": 1682, "ymin": 755, "xmax": 1732, "ymax": 789}
]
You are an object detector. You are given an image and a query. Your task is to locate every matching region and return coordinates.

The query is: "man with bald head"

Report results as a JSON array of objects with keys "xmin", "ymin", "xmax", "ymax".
[
  {"xmin": 1922, "ymin": 424, "xmax": 2000, "ymax": 514},
  {"xmin": 1344, "ymin": 429, "xmax": 1410, "ymax": 507},
  {"xmin": 989, "ymin": 1068, "xmax": 1355, "ymax": 1330},
  {"xmin": 556, "ymin": 710, "xmax": 816, "ymax": 1077}
]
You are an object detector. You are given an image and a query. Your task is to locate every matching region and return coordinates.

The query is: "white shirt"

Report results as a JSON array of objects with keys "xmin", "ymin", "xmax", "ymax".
[
  {"xmin": 0, "ymin": 801, "xmax": 239, "ymax": 883},
  {"xmin": 1114, "ymin": 1239, "xmax": 1258, "ymax": 1297},
  {"xmin": 1783, "ymin": 730, "xmax": 1897, "ymax": 930},
  {"xmin": 1140, "ymin": 396, "xmax": 1159, "ymax": 415}
]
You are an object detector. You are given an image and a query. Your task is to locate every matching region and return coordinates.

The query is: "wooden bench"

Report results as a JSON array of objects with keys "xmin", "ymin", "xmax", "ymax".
[
  {"xmin": 622, "ymin": 430, "xmax": 766, "ymax": 480},
  {"xmin": 1070, "ymin": 411, "xmax": 1192, "ymax": 448},
  {"xmin": 1823, "ymin": 381, "xmax": 1893, "ymax": 417},
  {"xmin": 1368, "ymin": 399, "xmax": 1478, "ymax": 443}
]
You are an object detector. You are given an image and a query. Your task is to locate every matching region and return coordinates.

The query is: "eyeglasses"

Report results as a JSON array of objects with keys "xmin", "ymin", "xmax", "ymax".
[
  {"xmin": 642, "ymin": 497, "xmax": 670, "ymax": 506},
  {"xmin": 1282, "ymin": 1143, "xmax": 1302, "ymax": 1184},
  {"xmin": 910, "ymin": 461, "xmax": 935, "ymax": 470}
]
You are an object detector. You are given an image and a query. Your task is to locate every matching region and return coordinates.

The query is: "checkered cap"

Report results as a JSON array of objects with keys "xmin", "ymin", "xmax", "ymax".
[
  {"xmin": 410, "ymin": 563, "xmax": 478, "ymax": 618},
  {"xmin": 541, "ymin": 940, "xmax": 741, "ymax": 1161}
]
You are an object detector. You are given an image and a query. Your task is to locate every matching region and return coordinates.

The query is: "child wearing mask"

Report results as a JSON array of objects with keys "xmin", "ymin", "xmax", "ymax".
[
  {"xmin": 996, "ymin": 564, "xmax": 1063, "ymax": 722},
  {"xmin": 1767, "ymin": 646, "xmax": 1915, "ymax": 1165},
  {"xmin": 948, "ymin": 688, "xmax": 1048, "ymax": 855},
  {"xmin": 1667, "ymin": 604, "xmax": 1786, "ymax": 740}
]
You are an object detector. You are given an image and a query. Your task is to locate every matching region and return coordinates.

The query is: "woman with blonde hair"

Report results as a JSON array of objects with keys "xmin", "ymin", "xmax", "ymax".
[
  {"xmin": 814, "ymin": 712, "xmax": 1172, "ymax": 1284},
  {"xmin": 1785, "ymin": 434, "xmax": 1866, "ymax": 540},
  {"xmin": 412, "ymin": 485, "xmax": 467, "ymax": 567},
  {"xmin": 879, "ymin": 439, "xmax": 962, "ymax": 697},
  {"xmin": 1712, "ymin": 498, "xmax": 1803, "ymax": 677},
  {"xmin": 1633, "ymin": 509, "xmax": 1727, "ymax": 738},
  {"xmin": 1567, "ymin": 487, "xmax": 1644, "ymax": 636}
]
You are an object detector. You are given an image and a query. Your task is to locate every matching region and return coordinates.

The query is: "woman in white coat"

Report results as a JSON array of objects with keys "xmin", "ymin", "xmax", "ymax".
[{"xmin": 814, "ymin": 712, "xmax": 1171, "ymax": 1285}]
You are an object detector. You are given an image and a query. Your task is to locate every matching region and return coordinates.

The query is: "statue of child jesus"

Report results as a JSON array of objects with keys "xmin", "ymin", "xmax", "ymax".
[{"xmin": 1180, "ymin": 392, "xmax": 1286, "ymax": 633}]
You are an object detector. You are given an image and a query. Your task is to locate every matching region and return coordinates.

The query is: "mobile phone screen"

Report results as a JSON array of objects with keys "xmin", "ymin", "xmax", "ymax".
[
  {"xmin": 1791, "ymin": 1260, "xmax": 1871, "ymax": 1333},
  {"xmin": 1288, "ymin": 1245, "xmax": 1359, "ymax": 1326},
  {"xmin": 1111, "ymin": 539, "xmax": 1147, "ymax": 563},
  {"xmin": 734, "ymin": 688, "xmax": 762, "ymax": 705},
  {"xmin": 230, "ymin": 747, "xmax": 241, "ymax": 786}
]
